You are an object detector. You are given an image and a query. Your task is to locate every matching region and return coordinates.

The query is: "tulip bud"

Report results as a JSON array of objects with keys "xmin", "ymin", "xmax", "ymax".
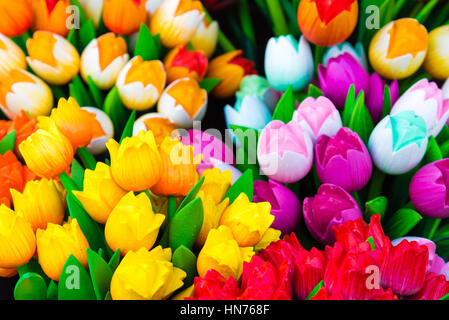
[
  {"xmin": 303, "ymin": 183, "xmax": 363, "ymax": 245},
  {"xmin": 315, "ymin": 127, "xmax": 372, "ymax": 192},
  {"xmin": 199, "ymin": 167, "xmax": 232, "ymax": 204},
  {"xmin": 190, "ymin": 18, "xmax": 218, "ymax": 58},
  {"xmin": 110, "ymin": 246, "xmax": 186, "ymax": 300},
  {"xmin": 103, "ymin": 0, "xmax": 147, "ymax": 35},
  {"xmin": 293, "ymin": 247, "xmax": 327, "ymax": 300},
  {"xmin": 365, "ymin": 73, "xmax": 399, "ymax": 124},
  {"xmin": 381, "ymin": 239, "xmax": 429, "ymax": 296},
  {"xmin": 11, "ymin": 179, "xmax": 66, "ymax": 232},
  {"xmin": 164, "ymin": 45, "xmax": 208, "ymax": 83},
  {"xmin": 423, "ymin": 26, "xmax": 449, "ymax": 80},
  {"xmin": 0, "ymin": 205, "xmax": 36, "ymax": 269},
  {"xmin": 73, "ymin": 162, "xmax": 127, "ymax": 224},
  {"xmin": 368, "ymin": 111, "xmax": 428, "ymax": 175},
  {"xmin": 116, "ymin": 56, "xmax": 166, "ymax": 111},
  {"xmin": 106, "ymin": 130, "xmax": 162, "ymax": 191},
  {"xmin": 36, "ymin": 219, "xmax": 89, "ymax": 281},
  {"xmin": 0, "ymin": 69, "xmax": 53, "ymax": 120},
  {"xmin": 292, "ymin": 96, "xmax": 342, "ymax": 144},
  {"xmin": 220, "ymin": 193, "xmax": 274, "ymax": 247},
  {"xmin": 157, "ymin": 77, "xmax": 207, "ymax": 128},
  {"xmin": 0, "ymin": 33, "xmax": 26, "ymax": 79},
  {"xmin": 323, "ymin": 42, "xmax": 368, "ymax": 70},
  {"xmin": 80, "ymin": 0, "xmax": 104, "ymax": 28},
  {"xmin": 409, "ymin": 159, "xmax": 449, "ymax": 219},
  {"xmin": 31, "ymin": 0, "xmax": 71, "ymax": 36},
  {"xmin": 150, "ymin": 0, "xmax": 204, "ymax": 48},
  {"xmin": 26, "ymin": 31, "xmax": 79, "ymax": 85},
  {"xmin": 81, "ymin": 107, "xmax": 114, "ymax": 155},
  {"xmin": 264, "ymin": 35, "xmax": 313, "ymax": 92},
  {"xmin": 319, "ymin": 53, "xmax": 369, "ymax": 109},
  {"xmin": 105, "ymin": 192, "xmax": 165, "ymax": 255},
  {"xmin": 81, "ymin": 33, "xmax": 129, "ymax": 90},
  {"xmin": 197, "ymin": 225, "xmax": 254, "ymax": 280},
  {"xmin": 369, "ymin": 18, "xmax": 428, "ymax": 80},
  {"xmin": 257, "ymin": 120, "xmax": 313, "ymax": 184},
  {"xmin": 391, "ymin": 79, "xmax": 447, "ymax": 137},
  {"xmin": 236, "ymin": 75, "xmax": 280, "ymax": 112},
  {"xmin": 133, "ymin": 113, "xmax": 177, "ymax": 145},
  {"xmin": 253, "ymin": 180, "xmax": 301, "ymax": 235},
  {"xmin": 297, "ymin": 0, "xmax": 358, "ymax": 46},
  {"xmin": 19, "ymin": 117, "xmax": 74, "ymax": 178},
  {"xmin": 50, "ymin": 97, "xmax": 94, "ymax": 150},
  {"xmin": 0, "ymin": 0, "xmax": 33, "ymax": 37},
  {"xmin": 151, "ymin": 137, "xmax": 200, "ymax": 196}
]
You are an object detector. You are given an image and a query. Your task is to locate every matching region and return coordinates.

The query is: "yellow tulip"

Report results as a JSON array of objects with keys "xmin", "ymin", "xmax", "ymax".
[
  {"xmin": 254, "ymin": 228, "xmax": 282, "ymax": 252},
  {"xmin": 106, "ymin": 130, "xmax": 162, "ymax": 191},
  {"xmin": 73, "ymin": 162, "xmax": 127, "ymax": 224},
  {"xmin": 110, "ymin": 246, "xmax": 186, "ymax": 300},
  {"xmin": 36, "ymin": 218, "xmax": 89, "ymax": 281},
  {"xmin": 19, "ymin": 117, "xmax": 73, "ymax": 179},
  {"xmin": 195, "ymin": 190, "xmax": 228, "ymax": 247},
  {"xmin": 369, "ymin": 18, "xmax": 428, "ymax": 80},
  {"xmin": 0, "ymin": 33, "xmax": 26, "ymax": 79},
  {"xmin": 197, "ymin": 225, "xmax": 254, "ymax": 280},
  {"xmin": 0, "ymin": 68, "xmax": 53, "ymax": 120},
  {"xmin": 116, "ymin": 56, "xmax": 167, "ymax": 111},
  {"xmin": 150, "ymin": 0, "xmax": 204, "ymax": 48},
  {"xmin": 172, "ymin": 285, "xmax": 194, "ymax": 300},
  {"xmin": 199, "ymin": 168, "xmax": 232, "ymax": 204},
  {"xmin": 105, "ymin": 192, "xmax": 165, "ymax": 255},
  {"xmin": 144, "ymin": 190, "xmax": 183, "ymax": 217},
  {"xmin": 423, "ymin": 25, "xmax": 449, "ymax": 80},
  {"xmin": 219, "ymin": 193, "xmax": 274, "ymax": 247},
  {"xmin": 0, "ymin": 204, "xmax": 36, "ymax": 269},
  {"xmin": 11, "ymin": 179, "xmax": 66, "ymax": 232},
  {"xmin": 190, "ymin": 18, "xmax": 218, "ymax": 58}
]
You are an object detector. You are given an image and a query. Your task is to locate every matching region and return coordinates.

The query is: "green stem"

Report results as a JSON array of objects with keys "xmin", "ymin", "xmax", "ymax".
[
  {"xmin": 167, "ymin": 196, "xmax": 177, "ymax": 223},
  {"xmin": 238, "ymin": 0, "xmax": 256, "ymax": 44},
  {"xmin": 217, "ymin": 30, "xmax": 236, "ymax": 52},
  {"xmin": 415, "ymin": 0, "xmax": 439, "ymax": 24},
  {"xmin": 392, "ymin": 0, "xmax": 407, "ymax": 18},
  {"xmin": 266, "ymin": 0, "xmax": 289, "ymax": 36},
  {"xmin": 367, "ymin": 168, "xmax": 386, "ymax": 201},
  {"xmin": 77, "ymin": 147, "xmax": 96, "ymax": 170}
]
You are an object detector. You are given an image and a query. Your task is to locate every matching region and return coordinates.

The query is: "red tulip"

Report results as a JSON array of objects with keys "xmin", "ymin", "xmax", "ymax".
[
  {"xmin": 293, "ymin": 247, "xmax": 327, "ymax": 299},
  {"xmin": 258, "ymin": 233, "xmax": 303, "ymax": 269},
  {"xmin": 189, "ymin": 269, "xmax": 240, "ymax": 300},
  {"xmin": 409, "ymin": 273, "xmax": 449, "ymax": 300}
]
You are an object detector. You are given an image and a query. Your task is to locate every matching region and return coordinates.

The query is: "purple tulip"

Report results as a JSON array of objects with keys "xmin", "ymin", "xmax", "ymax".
[
  {"xmin": 253, "ymin": 179, "xmax": 301, "ymax": 234},
  {"xmin": 410, "ymin": 159, "xmax": 449, "ymax": 218},
  {"xmin": 303, "ymin": 183, "xmax": 363, "ymax": 245},
  {"xmin": 318, "ymin": 52, "xmax": 369, "ymax": 109},
  {"xmin": 365, "ymin": 73, "xmax": 399, "ymax": 124},
  {"xmin": 315, "ymin": 127, "xmax": 372, "ymax": 193}
]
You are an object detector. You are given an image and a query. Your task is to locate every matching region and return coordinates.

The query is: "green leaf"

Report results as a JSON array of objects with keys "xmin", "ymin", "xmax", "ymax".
[
  {"xmin": 347, "ymin": 90, "xmax": 374, "ymax": 145},
  {"xmin": 436, "ymin": 238, "xmax": 449, "ymax": 259},
  {"xmin": 70, "ymin": 0, "xmax": 88, "ymax": 26},
  {"xmin": 169, "ymin": 197, "xmax": 203, "ymax": 252},
  {"xmin": 381, "ymin": 84, "xmax": 392, "ymax": 120},
  {"xmin": 235, "ymin": 148, "xmax": 264, "ymax": 181},
  {"xmin": 77, "ymin": 147, "xmax": 97, "ymax": 170},
  {"xmin": 384, "ymin": 208, "xmax": 423, "ymax": 239},
  {"xmin": 175, "ymin": 176, "xmax": 205, "ymax": 214},
  {"xmin": 200, "ymin": 78, "xmax": 221, "ymax": 93},
  {"xmin": 342, "ymin": 84, "xmax": 356, "ymax": 126},
  {"xmin": 230, "ymin": 124, "xmax": 259, "ymax": 158},
  {"xmin": 17, "ymin": 258, "xmax": 49, "ymax": 283},
  {"xmin": 223, "ymin": 169, "xmax": 253, "ymax": 204},
  {"xmin": 134, "ymin": 24, "xmax": 161, "ymax": 61},
  {"xmin": 66, "ymin": 28, "xmax": 78, "ymax": 48},
  {"xmin": 58, "ymin": 254, "xmax": 96, "ymax": 300},
  {"xmin": 172, "ymin": 245, "xmax": 197, "ymax": 287},
  {"xmin": 67, "ymin": 193, "xmax": 110, "ymax": 253},
  {"xmin": 79, "ymin": 19, "xmax": 96, "ymax": 50},
  {"xmin": 51, "ymin": 85, "xmax": 67, "ymax": 102},
  {"xmin": 59, "ymin": 172, "xmax": 81, "ymax": 195},
  {"xmin": 87, "ymin": 248, "xmax": 113, "ymax": 300},
  {"xmin": 439, "ymin": 292, "xmax": 449, "ymax": 300},
  {"xmin": 433, "ymin": 224, "xmax": 449, "ymax": 243},
  {"xmin": 167, "ymin": 196, "xmax": 177, "ymax": 224},
  {"xmin": 70, "ymin": 159, "xmax": 84, "ymax": 190},
  {"xmin": 0, "ymin": 130, "xmax": 16, "ymax": 155},
  {"xmin": 107, "ymin": 249, "xmax": 121, "ymax": 273},
  {"xmin": 415, "ymin": 0, "xmax": 439, "ymax": 24},
  {"xmin": 46, "ymin": 280, "xmax": 58, "ymax": 300},
  {"xmin": 119, "ymin": 110, "xmax": 136, "ymax": 143},
  {"xmin": 364, "ymin": 196, "xmax": 388, "ymax": 222},
  {"xmin": 305, "ymin": 280, "xmax": 324, "ymax": 300},
  {"xmin": 424, "ymin": 136, "xmax": 443, "ymax": 165},
  {"xmin": 366, "ymin": 236, "xmax": 375, "ymax": 250},
  {"xmin": 98, "ymin": 248, "xmax": 107, "ymax": 260},
  {"xmin": 272, "ymin": 86, "xmax": 295, "ymax": 123},
  {"xmin": 436, "ymin": 125, "xmax": 449, "ymax": 146},
  {"xmin": 412, "ymin": 217, "xmax": 441, "ymax": 240},
  {"xmin": 87, "ymin": 76, "xmax": 104, "ymax": 109},
  {"xmin": 104, "ymin": 291, "xmax": 112, "ymax": 300},
  {"xmin": 14, "ymin": 273, "xmax": 47, "ymax": 300},
  {"xmin": 103, "ymin": 87, "xmax": 129, "ymax": 139},
  {"xmin": 307, "ymin": 84, "xmax": 323, "ymax": 99},
  {"xmin": 69, "ymin": 75, "xmax": 94, "ymax": 107}
]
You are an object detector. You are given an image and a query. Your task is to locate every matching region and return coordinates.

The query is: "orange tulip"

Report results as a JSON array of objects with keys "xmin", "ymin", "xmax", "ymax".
[
  {"xmin": 49, "ymin": 97, "xmax": 93, "ymax": 150},
  {"xmin": 103, "ymin": 0, "xmax": 147, "ymax": 35},
  {"xmin": 0, "ymin": 0, "xmax": 33, "ymax": 37},
  {"xmin": 0, "ymin": 151, "xmax": 36, "ymax": 208},
  {"xmin": 164, "ymin": 45, "xmax": 208, "ymax": 83},
  {"xmin": 31, "ymin": 0, "xmax": 71, "ymax": 37},
  {"xmin": 151, "ymin": 137, "xmax": 200, "ymax": 196},
  {"xmin": 0, "ymin": 120, "xmax": 10, "ymax": 141},
  {"xmin": 297, "ymin": 0, "xmax": 358, "ymax": 47},
  {"xmin": 11, "ymin": 110, "xmax": 39, "ymax": 156}
]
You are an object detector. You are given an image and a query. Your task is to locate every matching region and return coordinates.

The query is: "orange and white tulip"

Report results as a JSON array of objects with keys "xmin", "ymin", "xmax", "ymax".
[
  {"xmin": 26, "ymin": 31, "xmax": 80, "ymax": 85},
  {"xmin": 369, "ymin": 18, "xmax": 428, "ymax": 80},
  {"xmin": 0, "ymin": 33, "xmax": 27, "ymax": 79},
  {"xmin": 190, "ymin": 17, "xmax": 218, "ymax": 58},
  {"xmin": 150, "ymin": 0, "xmax": 204, "ymax": 48},
  {"xmin": 157, "ymin": 77, "xmax": 207, "ymax": 128},
  {"xmin": 81, "ymin": 33, "xmax": 129, "ymax": 90},
  {"xmin": 0, "ymin": 69, "xmax": 53, "ymax": 120},
  {"xmin": 80, "ymin": 0, "xmax": 104, "ymax": 28},
  {"xmin": 133, "ymin": 113, "xmax": 178, "ymax": 145},
  {"xmin": 82, "ymin": 107, "xmax": 114, "ymax": 155},
  {"xmin": 164, "ymin": 44, "xmax": 208, "ymax": 83},
  {"xmin": 145, "ymin": 0, "xmax": 164, "ymax": 18},
  {"xmin": 0, "ymin": 0, "xmax": 33, "ymax": 37},
  {"xmin": 116, "ymin": 56, "xmax": 166, "ymax": 111},
  {"xmin": 103, "ymin": 0, "xmax": 147, "ymax": 35},
  {"xmin": 31, "ymin": 0, "xmax": 71, "ymax": 37},
  {"xmin": 423, "ymin": 25, "xmax": 449, "ymax": 80}
]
